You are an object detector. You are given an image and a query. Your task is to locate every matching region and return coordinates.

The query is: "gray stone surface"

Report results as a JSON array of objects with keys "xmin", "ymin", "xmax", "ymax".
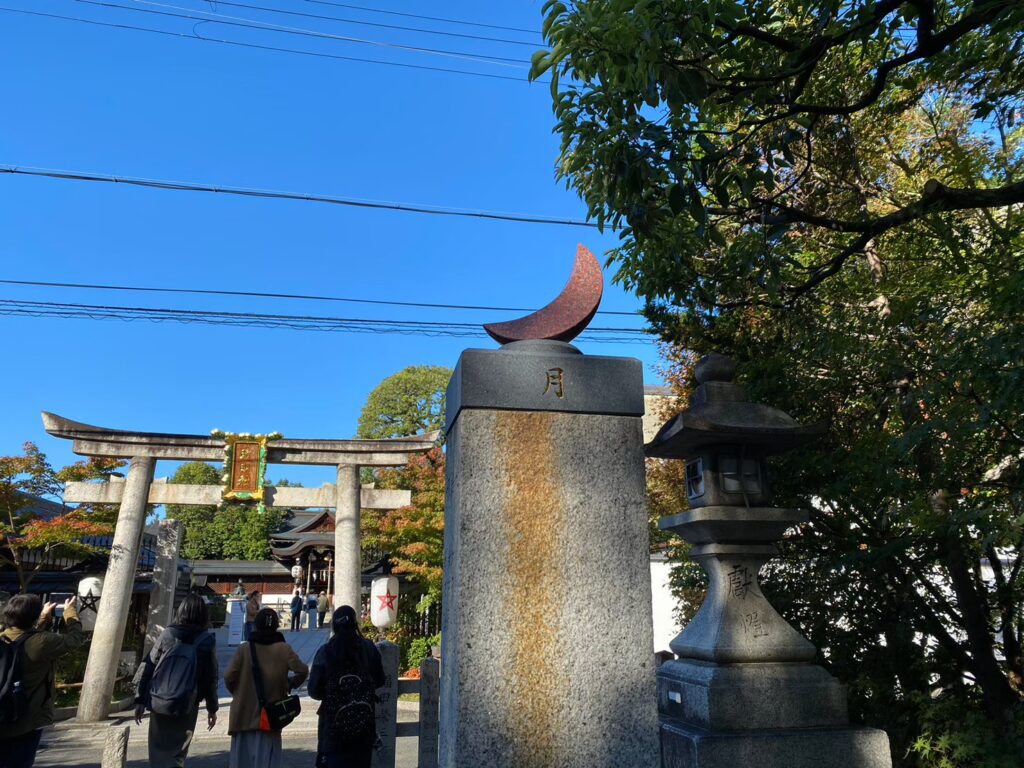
[
  {"xmin": 660, "ymin": 721, "xmax": 892, "ymax": 768},
  {"xmin": 41, "ymin": 411, "xmax": 436, "ymax": 464},
  {"xmin": 668, "ymin": 544, "xmax": 816, "ymax": 664},
  {"xmin": 101, "ymin": 724, "xmax": 130, "ymax": 768},
  {"xmin": 334, "ymin": 464, "xmax": 362, "ymax": 610},
  {"xmin": 418, "ymin": 657, "xmax": 440, "ymax": 768},
  {"xmin": 657, "ymin": 660, "xmax": 847, "ymax": 730},
  {"xmin": 78, "ymin": 455, "xmax": 156, "ymax": 722},
  {"xmin": 444, "ymin": 341, "xmax": 644, "ymax": 432},
  {"xmin": 144, "ymin": 519, "xmax": 182, "ymax": 655},
  {"xmin": 440, "ymin": 404, "xmax": 658, "ymax": 768},
  {"xmin": 64, "ymin": 481, "xmax": 410, "ymax": 510},
  {"xmin": 374, "ymin": 641, "xmax": 400, "ymax": 768}
]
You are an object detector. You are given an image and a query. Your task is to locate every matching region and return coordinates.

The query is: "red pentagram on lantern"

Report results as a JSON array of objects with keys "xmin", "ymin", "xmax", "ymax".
[{"xmin": 377, "ymin": 590, "xmax": 397, "ymax": 611}]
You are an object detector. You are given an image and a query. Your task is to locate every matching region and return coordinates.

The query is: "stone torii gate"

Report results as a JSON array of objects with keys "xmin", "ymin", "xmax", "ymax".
[{"xmin": 42, "ymin": 412, "xmax": 436, "ymax": 723}]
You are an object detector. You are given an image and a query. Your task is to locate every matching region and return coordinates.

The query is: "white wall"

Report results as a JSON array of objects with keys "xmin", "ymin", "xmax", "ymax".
[{"xmin": 650, "ymin": 553, "xmax": 681, "ymax": 652}]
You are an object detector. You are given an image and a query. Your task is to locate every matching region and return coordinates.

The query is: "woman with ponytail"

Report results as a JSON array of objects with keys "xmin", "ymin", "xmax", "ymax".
[{"xmin": 308, "ymin": 606, "xmax": 385, "ymax": 768}]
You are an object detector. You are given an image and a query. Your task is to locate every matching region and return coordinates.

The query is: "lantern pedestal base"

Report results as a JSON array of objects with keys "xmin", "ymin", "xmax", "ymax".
[
  {"xmin": 660, "ymin": 720, "xmax": 892, "ymax": 768},
  {"xmin": 657, "ymin": 659, "xmax": 848, "ymax": 731}
]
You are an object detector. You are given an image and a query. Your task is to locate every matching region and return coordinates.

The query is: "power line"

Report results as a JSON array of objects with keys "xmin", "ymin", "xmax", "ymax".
[
  {"xmin": 0, "ymin": 165, "xmax": 597, "ymax": 227},
  {"xmin": 0, "ymin": 299, "xmax": 651, "ymax": 343},
  {"xmin": 0, "ymin": 279, "xmax": 641, "ymax": 317},
  {"xmin": 78, "ymin": 0, "xmax": 528, "ymax": 67},
  {"xmin": 0, "ymin": 6, "xmax": 539, "ymax": 83},
  {"xmin": 303, "ymin": 0, "xmax": 541, "ymax": 37},
  {"xmin": 194, "ymin": 0, "xmax": 540, "ymax": 47}
]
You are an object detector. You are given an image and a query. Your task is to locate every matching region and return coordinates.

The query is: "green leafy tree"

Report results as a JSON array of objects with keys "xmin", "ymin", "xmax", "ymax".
[
  {"xmin": 356, "ymin": 366, "xmax": 451, "ymax": 440},
  {"xmin": 166, "ymin": 462, "xmax": 284, "ymax": 561},
  {"xmin": 539, "ymin": 2, "xmax": 1024, "ymax": 765}
]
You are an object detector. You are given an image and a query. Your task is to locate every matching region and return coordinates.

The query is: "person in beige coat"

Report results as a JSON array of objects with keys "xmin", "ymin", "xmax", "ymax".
[{"xmin": 224, "ymin": 608, "xmax": 308, "ymax": 768}]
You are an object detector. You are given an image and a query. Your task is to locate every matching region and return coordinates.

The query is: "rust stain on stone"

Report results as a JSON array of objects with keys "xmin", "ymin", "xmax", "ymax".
[{"xmin": 495, "ymin": 410, "xmax": 566, "ymax": 765}]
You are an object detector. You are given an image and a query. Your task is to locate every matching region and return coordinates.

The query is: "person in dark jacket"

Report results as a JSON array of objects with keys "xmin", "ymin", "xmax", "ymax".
[
  {"xmin": 134, "ymin": 594, "xmax": 219, "ymax": 768},
  {"xmin": 308, "ymin": 605, "xmax": 386, "ymax": 768},
  {"xmin": 289, "ymin": 590, "xmax": 303, "ymax": 632},
  {"xmin": 0, "ymin": 595, "xmax": 83, "ymax": 768}
]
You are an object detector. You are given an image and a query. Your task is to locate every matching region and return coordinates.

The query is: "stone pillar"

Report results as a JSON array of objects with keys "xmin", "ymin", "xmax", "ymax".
[
  {"xmin": 373, "ymin": 640, "xmax": 399, "ymax": 768},
  {"xmin": 143, "ymin": 519, "xmax": 182, "ymax": 656},
  {"xmin": 419, "ymin": 656, "xmax": 440, "ymax": 768},
  {"xmin": 101, "ymin": 724, "xmax": 130, "ymax": 768},
  {"xmin": 78, "ymin": 455, "xmax": 155, "ymax": 723},
  {"xmin": 335, "ymin": 463, "xmax": 362, "ymax": 612},
  {"xmin": 440, "ymin": 340, "xmax": 659, "ymax": 768}
]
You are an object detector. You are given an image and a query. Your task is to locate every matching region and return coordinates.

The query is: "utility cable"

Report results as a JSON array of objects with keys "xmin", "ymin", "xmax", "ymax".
[
  {"xmin": 78, "ymin": 0, "xmax": 528, "ymax": 67},
  {"xmin": 0, "ymin": 299, "xmax": 651, "ymax": 343},
  {"xmin": 0, "ymin": 165, "xmax": 595, "ymax": 227},
  {"xmin": 303, "ymin": 0, "xmax": 541, "ymax": 37},
  {"xmin": 0, "ymin": 7, "xmax": 540, "ymax": 83},
  {"xmin": 0, "ymin": 279, "xmax": 641, "ymax": 317},
  {"xmin": 193, "ymin": 0, "xmax": 540, "ymax": 47}
]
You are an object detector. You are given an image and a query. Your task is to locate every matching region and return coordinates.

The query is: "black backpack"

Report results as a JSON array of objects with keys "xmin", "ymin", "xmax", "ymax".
[
  {"xmin": 149, "ymin": 632, "xmax": 208, "ymax": 717},
  {"xmin": 0, "ymin": 634, "xmax": 31, "ymax": 723},
  {"xmin": 323, "ymin": 648, "xmax": 377, "ymax": 743}
]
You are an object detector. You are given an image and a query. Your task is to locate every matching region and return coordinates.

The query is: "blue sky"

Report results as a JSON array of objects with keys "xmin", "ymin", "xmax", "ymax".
[{"xmin": 0, "ymin": 0, "xmax": 661, "ymax": 486}]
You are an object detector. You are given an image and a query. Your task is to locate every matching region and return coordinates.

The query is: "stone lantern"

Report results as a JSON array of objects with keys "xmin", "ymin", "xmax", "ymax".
[{"xmin": 647, "ymin": 353, "xmax": 891, "ymax": 768}]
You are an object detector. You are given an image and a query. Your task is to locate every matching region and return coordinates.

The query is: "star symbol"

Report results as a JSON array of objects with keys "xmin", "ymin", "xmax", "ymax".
[
  {"xmin": 79, "ymin": 590, "xmax": 100, "ymax": 613},
  {"xmin": 377, "ymin": 591, "xmax": 397, "ymax": 611}
]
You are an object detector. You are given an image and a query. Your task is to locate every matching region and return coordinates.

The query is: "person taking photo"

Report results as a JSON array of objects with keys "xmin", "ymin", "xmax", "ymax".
[{"xmin": 0, "ymin": 595, "xmax": 83, "ymax": 768}]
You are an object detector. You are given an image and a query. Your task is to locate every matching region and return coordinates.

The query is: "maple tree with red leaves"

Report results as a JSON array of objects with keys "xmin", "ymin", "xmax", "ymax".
[{"xmin": 0, "ymin": 442, "xmax": 123, "ymax": 591}]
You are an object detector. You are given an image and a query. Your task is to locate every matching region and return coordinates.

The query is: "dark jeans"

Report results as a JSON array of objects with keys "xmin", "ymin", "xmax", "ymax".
[
  {"xmin": 290, "ymin": 611, "xmax": 302, "ymax": 631},
  {"xmin": 244, "ymin": 621, "xmax": 255, "ymax": 642},
  {"xmin": 0, "ymin": 728, "xmax": 43, "ymax": 768},
  {"xmin": 318, "ymin": 611, "xmax": 327, "ymax": 628}
]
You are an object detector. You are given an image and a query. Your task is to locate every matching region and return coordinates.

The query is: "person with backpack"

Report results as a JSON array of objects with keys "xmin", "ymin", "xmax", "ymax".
[
  {"xmin": 224, "ymin": 607, "xmax": 308, "ymax": 768},
  {"xmin": 0, "ymin": 594, "xmax": 82, "ymax": 768},
  {"xmin": 308, "ymin": 605, "xmax": 385, "ymax": 768},
  {"xmin": 133, "ymin": 594, "xmax": 219, "ymax": 768},
  {"xmin": 289, "ymin": 590, "xmax": 303, "ymax": 633}
]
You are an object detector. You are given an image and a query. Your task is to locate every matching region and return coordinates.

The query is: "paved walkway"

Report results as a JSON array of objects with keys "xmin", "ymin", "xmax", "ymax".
[{"xmin": 216, "ymin": 626, "xmax": 332, "ymax": 699}]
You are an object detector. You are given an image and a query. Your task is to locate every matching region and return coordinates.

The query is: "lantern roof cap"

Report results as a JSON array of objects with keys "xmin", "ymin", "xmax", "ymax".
[{"xmin": 644, "ymin": 354, "xmax": 825, "ymax": 459}]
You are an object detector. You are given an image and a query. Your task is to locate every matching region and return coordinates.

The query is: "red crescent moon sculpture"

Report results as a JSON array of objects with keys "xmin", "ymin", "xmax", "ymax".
[{"xmin": 483, "ymin": 244, "xmax": 604, "ymax": 345}]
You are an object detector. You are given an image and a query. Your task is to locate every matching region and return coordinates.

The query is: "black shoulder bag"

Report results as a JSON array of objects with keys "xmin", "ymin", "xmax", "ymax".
[{"xmin": 249, "ymin": 642, "xmax": 301, "ymax": 731}]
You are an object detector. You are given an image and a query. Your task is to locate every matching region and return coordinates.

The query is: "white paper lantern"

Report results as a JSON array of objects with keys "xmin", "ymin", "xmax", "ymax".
[
  {"xmin": 76, "ymin": 576, "xmax": 104, "ymax": 631},
  {"xmin": 370, "ymin": 576, "xmax": 399, "ymax": 628}
]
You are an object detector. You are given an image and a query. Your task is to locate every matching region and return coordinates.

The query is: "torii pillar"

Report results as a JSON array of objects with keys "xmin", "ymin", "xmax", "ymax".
[{"xmin": 41, "ymin": 412, "xmax": 435, "ymax": 722}]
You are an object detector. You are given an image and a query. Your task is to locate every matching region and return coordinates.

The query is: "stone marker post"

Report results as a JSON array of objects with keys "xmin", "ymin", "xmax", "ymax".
[
  {"xmin": 373, "ymin": 640, "xmax": 400, "ymax": 768},
  {"xmin": 144, "ymin": 519, "xmax": 183, "ymax": 655},
  {"xmin": 418, "ymin": 656, "xmax": 440, "ymax": 768},
  {"xmin": 440, "ymin": 338, "xmax": 659, "ymax": 768},
  {"xmin": 79, "ymin": 455, "xmax": 155, "ymax": 722},
  {"xmin": 101, "ymin": 724, "xmax": 130, "ymax": 768}
]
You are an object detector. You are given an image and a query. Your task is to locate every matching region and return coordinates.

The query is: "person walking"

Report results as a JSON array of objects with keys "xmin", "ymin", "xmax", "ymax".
[
  {"xmin": 134, "ymin": 594, "xmax": 219, "ymax": 768},
  {"xmin": 289, "ymin": 590, "xmax": 303, "ymax": 633},
  {"xmin": 244, "ymin": 590, "xmax": 261, "ymax": 642},
  {"xmin": 316, "ymin": 592, "xmax": 329, "ymax": 629},
  {"xmin": 0, "ymin": 595, "xmax": 83, "ymax": 768},
  {"xmin": 224, "ymin": 608, "xmax": 308, "ymax": 768},
  {"xmin": 308, "ymin": 605, "xmax": 385, "ymax": 768}
]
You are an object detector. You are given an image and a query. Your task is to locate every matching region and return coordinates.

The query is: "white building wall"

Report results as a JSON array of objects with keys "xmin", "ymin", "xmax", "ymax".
[{"xmin": 650, "ymin": 553, "xmax": 681, "ymax": 652}]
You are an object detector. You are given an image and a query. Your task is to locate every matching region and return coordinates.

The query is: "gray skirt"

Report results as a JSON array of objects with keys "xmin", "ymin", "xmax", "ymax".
[{"xmin": 229, "ymin": 730, "xmax": 283, "ymax": 768}]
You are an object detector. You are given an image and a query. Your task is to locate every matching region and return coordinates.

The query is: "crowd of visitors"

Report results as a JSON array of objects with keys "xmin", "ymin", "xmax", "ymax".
[{"xmin": 0, "ymin": 593, "xmax": 385, "ymax": 768}]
